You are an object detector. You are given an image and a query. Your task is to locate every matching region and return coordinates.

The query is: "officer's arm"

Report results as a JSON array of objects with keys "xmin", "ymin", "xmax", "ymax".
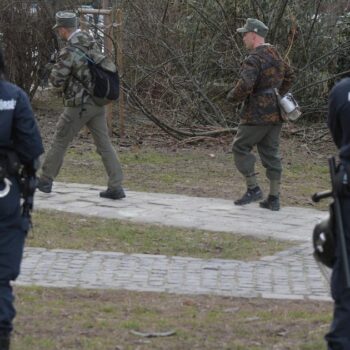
[
  {"xmin": 332, "ymin": 86, "xmax": 350, "ymax": 163},
  {"xmin": 12, "ymin": 90, "xmax": 44, "ymax": 165},
  {"xmin": 327, "ymin": 87, "xmax": 342, "ymax": 150},
  {"xmin": 226, "ymin": 56, "xmax": 259, "ymax": 103},
  {"xmin": 49, "ymin": 48, "xmax": 74, "ymax": 91}
]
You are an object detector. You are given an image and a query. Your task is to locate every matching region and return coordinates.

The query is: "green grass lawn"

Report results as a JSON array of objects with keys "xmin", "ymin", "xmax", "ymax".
[
  {"xmin": 30, "ymin": 210, "xmax": 294, "ymax": 261},
  {"xmin": 53, "ymin": 144, "xmax": 332, "ymax": 210},
  {"xmin": 12, "ymin": 287, "xmax": 332, "ymax": 350}
]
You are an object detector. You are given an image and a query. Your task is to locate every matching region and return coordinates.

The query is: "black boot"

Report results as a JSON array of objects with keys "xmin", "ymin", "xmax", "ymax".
[
  {"xmin": 37, "ymin": 176, "xmax": 53, "ymax": 193},
  {"xmin": 0, "ymin": 334, "xmax": 10, "ymax": 350},
  {"xmin": 99, "ymin": 186, "xmax": 126, "ymax": 200},
  {"xmin": 259, "ymin": 195, "xmax": 280, "ymax": 211},
  {"xmin": 234, "ymin": 186, "xmax": 263, "ymax": 205}
]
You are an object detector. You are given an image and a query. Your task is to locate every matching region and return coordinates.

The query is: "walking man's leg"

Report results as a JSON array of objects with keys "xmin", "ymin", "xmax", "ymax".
[
  {"xmin": 232, "ymin": 125, "xmax": 265, "ymax": 205},
  {"xmin": 38, "ymin": 107, "xmax": 84, "ymax": 193},
  {"xmin": 87, "ymin": 105, "xmax": 124, "ymax": 200},
  {"xmin": 257, "ymin": 124, "xmax": 282, "ymax": 211}
]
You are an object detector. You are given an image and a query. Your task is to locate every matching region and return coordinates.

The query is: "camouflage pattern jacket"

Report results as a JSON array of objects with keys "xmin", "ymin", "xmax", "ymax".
[
  {"xmin": 227, "ymin": 44, "xmax": 295, "ymax": 125},
  {"xmin": 49, "ymin": 30, "xmax": 103, "ymax": 107}
]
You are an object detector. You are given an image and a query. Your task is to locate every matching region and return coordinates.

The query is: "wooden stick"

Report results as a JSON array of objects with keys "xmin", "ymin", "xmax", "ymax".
[{"xmin": 77, "ymin": 8, "xmax": 111, "ymax": 15}]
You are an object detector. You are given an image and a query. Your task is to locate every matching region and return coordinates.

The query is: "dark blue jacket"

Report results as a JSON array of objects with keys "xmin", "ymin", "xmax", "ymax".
[
  {"xmin": 328, "ymin": 78, "xmax": 350, "ymax": 164},
  {"xmin": 0, "ymin": 80, "xmax": 44, "ymax": 164}
]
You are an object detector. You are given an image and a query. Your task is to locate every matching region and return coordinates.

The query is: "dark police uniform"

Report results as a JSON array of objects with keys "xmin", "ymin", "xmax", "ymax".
[
  {"xmin": 0, "ymin": 79, "xmax": 44, "ymax": 346},
  {"xmin": 326, "ymin": 77, "xmax": 350, "ymax": 349}
]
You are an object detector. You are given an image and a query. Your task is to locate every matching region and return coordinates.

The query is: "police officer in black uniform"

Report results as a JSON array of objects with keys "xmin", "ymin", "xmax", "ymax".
[
  {"xmin": 0, "ymin": 46, "xmax": 44, "ymax": 349},
  {"xmin": 325, "ymin": 77, "xmax": 350, "ymax": 349}
]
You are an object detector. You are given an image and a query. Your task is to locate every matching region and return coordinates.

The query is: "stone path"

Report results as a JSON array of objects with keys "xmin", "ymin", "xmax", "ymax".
[{"xmin": 15, "ymin": 182, "xmax": 331, "ymax": 301}]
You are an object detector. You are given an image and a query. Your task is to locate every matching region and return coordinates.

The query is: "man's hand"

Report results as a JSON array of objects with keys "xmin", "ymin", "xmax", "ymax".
[
  {"xmin": 43, "ymin": 52, "xmax": 58, "ymax": 73},
  {"xmin": 44, "ymin": 62, "xmax": 54, "ymax": 72}
]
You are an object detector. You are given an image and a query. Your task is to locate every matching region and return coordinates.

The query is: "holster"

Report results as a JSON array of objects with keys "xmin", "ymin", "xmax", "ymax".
[
  {"xmin": 335, "ymin": 163, "xmax": 350, "ymax": 197},
  {"xmin": 0, "ymin": 150, "xmax": 21, "ymax": 180}
]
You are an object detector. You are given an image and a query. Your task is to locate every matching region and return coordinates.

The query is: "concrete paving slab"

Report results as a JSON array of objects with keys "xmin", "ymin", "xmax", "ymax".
[
  {"xmin": 14, "ymin": 181, "xmax": 332, "ymax": 301},
  {"xmin": 34, "ymin": 182, "xmax": 327, "ymax": 242}
]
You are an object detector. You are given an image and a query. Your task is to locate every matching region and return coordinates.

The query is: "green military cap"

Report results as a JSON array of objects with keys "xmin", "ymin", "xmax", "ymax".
[
  {"xmin": 52, "ymin": 11, "xmax": 78, "ymax": 30},
  {"xmin": 237, "ymin": 18, "xmax": 269, "ymax": 38}
]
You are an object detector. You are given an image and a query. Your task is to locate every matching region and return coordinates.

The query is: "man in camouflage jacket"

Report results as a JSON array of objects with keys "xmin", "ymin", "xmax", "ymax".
[
  {"xmin": 38, "ymin": 11, "xmax": 125, "ymax": 200},
  {"xmin": 227, "ymin": 18, "xmax": 294, "ymax": 211}
]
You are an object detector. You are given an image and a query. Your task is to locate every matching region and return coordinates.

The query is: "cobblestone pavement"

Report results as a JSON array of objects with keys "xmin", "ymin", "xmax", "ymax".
[{"xmin": 15, "ymin": 182, "xmax": 331, "ymax": 301}]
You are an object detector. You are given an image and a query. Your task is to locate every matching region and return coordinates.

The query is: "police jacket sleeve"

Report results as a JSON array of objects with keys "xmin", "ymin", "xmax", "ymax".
[
  {"xmin": 327, "ymin": 84, "xmax": 343, "ymax": 150},
  {"xmin": 226, "ymin": 56, "xmax": 260, "ymax": 103},
  {"xmin": 12, "ymin": 89, "xmax": 44, "ymax": 164},
  {"xmin": 327, "ymin": 79, "xmax": 350, "ymax": 163}
]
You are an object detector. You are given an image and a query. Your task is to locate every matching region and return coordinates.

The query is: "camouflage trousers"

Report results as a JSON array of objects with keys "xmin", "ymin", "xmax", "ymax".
[
  {"xmin": 41, "ymin": 99, "xmax": 123, "ymax": 190},
  {"xmin": 232, "ymin": 124, "xmax": 282, "ymax": 195}
]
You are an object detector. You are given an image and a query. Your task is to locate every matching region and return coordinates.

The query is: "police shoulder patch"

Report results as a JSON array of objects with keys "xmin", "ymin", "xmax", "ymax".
[{"xmin": 0, "ymin": 99, "xmax": 16, "ymax": 111}]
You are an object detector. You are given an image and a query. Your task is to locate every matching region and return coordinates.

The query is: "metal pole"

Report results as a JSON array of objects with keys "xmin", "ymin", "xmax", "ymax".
[
  {"xmin": 115, "ymin": 8, "xmax": 125, "ymax": 139},
  {"xmin": 102, "ymin": 0, "xmax": 114, "ymax": 136},
  {"xmin": 78, "ymin": 10, "xmax": 90, "ymax": 138}
]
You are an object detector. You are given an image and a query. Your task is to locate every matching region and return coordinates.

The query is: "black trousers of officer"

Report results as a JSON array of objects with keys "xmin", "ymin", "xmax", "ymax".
[
  {"xmin": 326, "ymin": 198, "xmax": 350, "ymax": 349},
  {"xmin": 0, "ymin": 176, "xmax": 26, "ymax": 336}
]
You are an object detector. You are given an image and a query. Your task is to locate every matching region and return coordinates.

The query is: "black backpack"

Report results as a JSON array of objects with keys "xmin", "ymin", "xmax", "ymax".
[{"xmin": 71, "ymin": 45, "xmax": 120, "ymax": 106}]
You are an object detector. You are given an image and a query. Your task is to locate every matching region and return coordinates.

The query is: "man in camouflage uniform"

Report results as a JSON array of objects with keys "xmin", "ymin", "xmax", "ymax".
[
  {"xmin": 38, "ymin": 11, "xmax": 125, "ymax": 200},
  {"xmin": 227, "ymin": 18, "xmax": 294, "ymax": 211}
]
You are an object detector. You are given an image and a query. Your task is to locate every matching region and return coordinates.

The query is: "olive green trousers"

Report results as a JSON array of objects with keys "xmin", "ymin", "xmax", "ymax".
[
  {"xmin": 232, "ymin": 124, "xmax": 282, "ymax": 196},
  {"xmin": 41, "ymin": 100, "xmax": 123, "ymax": 190}
]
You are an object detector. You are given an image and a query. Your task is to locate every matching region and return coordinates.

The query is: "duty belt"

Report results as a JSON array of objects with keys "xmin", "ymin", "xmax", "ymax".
[{"xmin": 253, "ymin": 87, "xmax": 276, "ymax": 95}]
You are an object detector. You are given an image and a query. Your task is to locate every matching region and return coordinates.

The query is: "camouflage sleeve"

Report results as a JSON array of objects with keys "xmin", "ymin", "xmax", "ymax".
[
  {"xmin": 226, "ymin": 56, "xmax": 260, "ymax": 103},
  {"xmin": 49, "ymin": 47, "xmax": 74, "ymax": 91},
  {"xmin": 279, "ymin": 62, "xmax": 295, "ymax": 95}
]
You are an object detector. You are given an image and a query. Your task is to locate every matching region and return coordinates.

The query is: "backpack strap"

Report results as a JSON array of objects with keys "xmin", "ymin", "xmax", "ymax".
[
  {"xmin": 65, "ymin": 45, "xmax": 94, "ymax": 106},
  {"xmin": 69, "ymin": 45, "xmax": 96, "ymax": 65}
]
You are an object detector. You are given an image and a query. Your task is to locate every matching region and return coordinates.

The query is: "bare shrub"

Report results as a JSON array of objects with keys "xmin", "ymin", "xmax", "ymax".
[
  {"xmin": 0, "ymin": 0, "xmax": 86, "ymax": 98},
  {"xmin": 119, "ymin": 0, "xmax": 350, "ymax": 137},
  {"xmin": 2, "ymin": 1, "xmax": 350, "ymax": 138}
]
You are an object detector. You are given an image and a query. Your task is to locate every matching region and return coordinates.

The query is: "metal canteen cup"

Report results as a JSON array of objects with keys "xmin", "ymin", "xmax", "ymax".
[
  {"xmin": 280, "ymin": 93, "xmax": 298, "ymax": 113},
  {"xmin": 279, "ymin": 93, "xmax": 301, "ymax": 121}
]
